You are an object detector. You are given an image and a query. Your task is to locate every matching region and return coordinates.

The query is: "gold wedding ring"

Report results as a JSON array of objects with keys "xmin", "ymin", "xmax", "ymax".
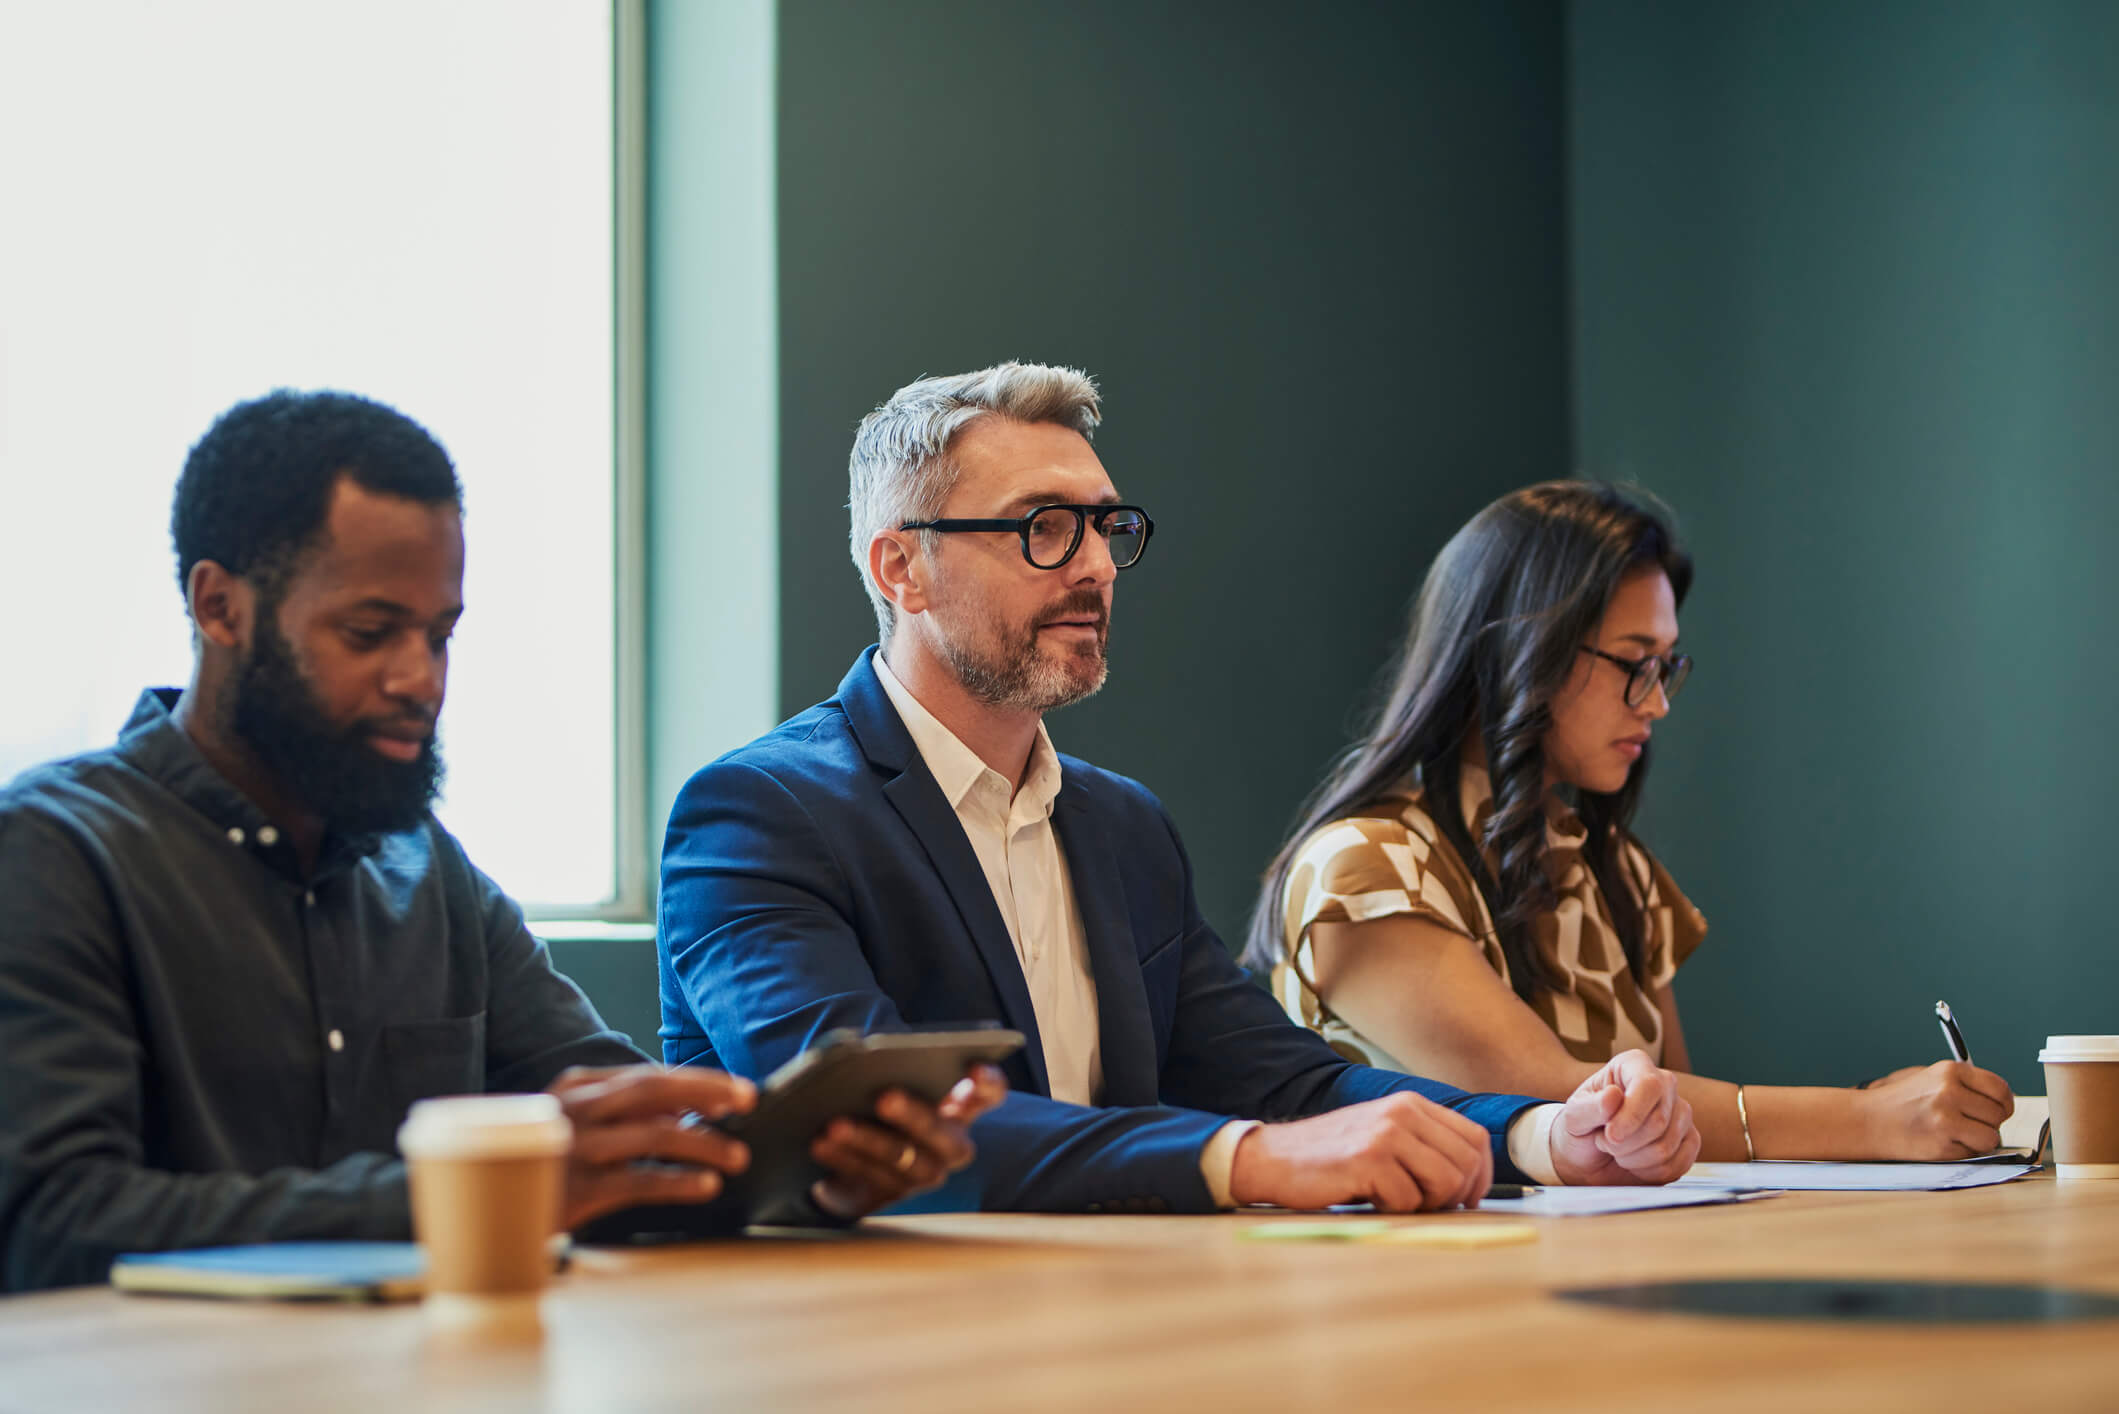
[{"xmin": 895, "ymin": 1143, "xmax": 917, "ymax": 1173}]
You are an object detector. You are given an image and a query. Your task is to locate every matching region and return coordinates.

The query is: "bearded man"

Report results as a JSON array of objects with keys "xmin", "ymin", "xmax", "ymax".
[
  {"xmin": 0, "ymin": 390, "xmax": 1000, "ymax": 1291},
  {"xmin": 657, "ymin": 363, "xmax": 1699, "ymax": 1215}
]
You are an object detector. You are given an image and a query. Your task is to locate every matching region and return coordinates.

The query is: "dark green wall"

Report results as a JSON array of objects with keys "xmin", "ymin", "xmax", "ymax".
[
  {"xmin": 776, "ymin": 0, "xmax": 1571, "ymax": 952},
  {"xmin": 1570, "ymin": 0, "xmax": 2119, "ymax": 1093},
  {"xmin": 546, "ymin": 936, "xmax": 660, "ymax": 1054},
  {"xmin": 586, "ymin": 2, "xmax": 2118, "ymax": 1102}
]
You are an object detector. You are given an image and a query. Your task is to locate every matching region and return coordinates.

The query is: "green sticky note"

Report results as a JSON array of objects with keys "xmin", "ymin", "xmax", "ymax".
[{"xmin": 1238, "ymin": 1220, "xmax": 1392, "ymax": 1242}]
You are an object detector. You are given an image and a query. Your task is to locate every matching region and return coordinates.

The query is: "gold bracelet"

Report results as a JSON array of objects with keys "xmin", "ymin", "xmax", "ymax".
[{"xmin": 1736, "ymin": 1084, "xmax": 1756, "ymax": 1161}]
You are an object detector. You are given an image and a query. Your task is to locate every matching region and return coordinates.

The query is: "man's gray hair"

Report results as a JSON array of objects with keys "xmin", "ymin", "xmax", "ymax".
[{"xmin": 847, "ymin": 361, "xmax": 1102, "ymax": 643}]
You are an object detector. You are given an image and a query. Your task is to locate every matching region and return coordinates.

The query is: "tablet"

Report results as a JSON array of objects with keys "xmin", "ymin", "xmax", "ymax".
[
  {"xmin": 576, "ymin": 1027, "xmax": 1023, "ymax": 1242},
  {"xmin": 718, "ymin": 1027, "xmax": 1023, "ymax": 1222}
]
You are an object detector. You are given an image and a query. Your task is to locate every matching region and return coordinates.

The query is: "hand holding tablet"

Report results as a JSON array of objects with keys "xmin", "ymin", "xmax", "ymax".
[
  {"xmin": 727, "ymin": 1028, "xmax": 1021, "ymax": 1222},
  {"xmin": 576, "ymin": 1029, "xmax": 1018, "ymax": 1242}
]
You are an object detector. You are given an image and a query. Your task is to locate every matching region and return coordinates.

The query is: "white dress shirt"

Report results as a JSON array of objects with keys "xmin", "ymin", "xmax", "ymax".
[
  {"xmin": 873, "ymin": 654, "xmax": 1561, "ymax": 1200},
  {"xmin": 875, "ymin": 655, "xmax": 1103, "ymax": 1106}
]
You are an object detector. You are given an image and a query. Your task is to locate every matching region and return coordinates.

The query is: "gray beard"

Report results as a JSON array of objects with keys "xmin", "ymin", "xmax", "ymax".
[{"xmin": 937, "ymin": 614, "xmax": 1109, "ymax": 714}]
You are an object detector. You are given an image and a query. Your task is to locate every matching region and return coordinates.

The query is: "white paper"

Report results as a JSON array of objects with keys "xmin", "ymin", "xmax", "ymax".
[
  {"xmin": 1672, "ymin": 1161, "xmax": 2037, "ymax": 1191},
  {"xmin": 1479, "ymin": 1185, "xmax": 1775, "ymax": 1216}
]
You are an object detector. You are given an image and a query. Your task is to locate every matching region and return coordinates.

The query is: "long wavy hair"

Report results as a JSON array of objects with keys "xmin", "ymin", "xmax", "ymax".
[{"xmin": 1244, "ymin": 481, "xmax": 1693, "ymax": 1003}]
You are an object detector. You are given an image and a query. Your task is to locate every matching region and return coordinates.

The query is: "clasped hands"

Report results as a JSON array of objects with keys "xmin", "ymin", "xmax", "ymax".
[
  {"xmin": 545, "ymin": 1063, "xmax": 1009, "ymax": 1230},
  {"xmin": 1228, "ymin": 1048, "xmax": 1697, "ymax": 1210}
]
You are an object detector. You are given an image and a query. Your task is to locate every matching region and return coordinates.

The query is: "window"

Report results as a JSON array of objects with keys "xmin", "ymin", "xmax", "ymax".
[{"xmin": 0, "ymin": 1, "xmax": 633, "ymax": 914}]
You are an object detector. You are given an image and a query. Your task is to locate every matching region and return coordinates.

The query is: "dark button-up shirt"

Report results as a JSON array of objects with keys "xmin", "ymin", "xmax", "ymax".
[{"xmin": 0, "ymin": 690, "xmax": 645, "ymax": 1290}]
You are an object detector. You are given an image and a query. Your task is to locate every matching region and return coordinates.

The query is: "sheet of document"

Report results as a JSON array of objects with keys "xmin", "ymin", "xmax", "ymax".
[
  {"xmin": 1672, "ymin": 1161, "xmax": 2038, "ymax": 1191},
  {"xmin": 1477, "ymin": 1186, "xmax": 1775, "ymax": 1216}
]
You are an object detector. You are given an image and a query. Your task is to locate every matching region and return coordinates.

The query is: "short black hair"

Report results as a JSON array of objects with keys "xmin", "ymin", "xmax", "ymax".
[{"xmin": 171, "ymin": 389, "xmax": 462, "ymax": 602}]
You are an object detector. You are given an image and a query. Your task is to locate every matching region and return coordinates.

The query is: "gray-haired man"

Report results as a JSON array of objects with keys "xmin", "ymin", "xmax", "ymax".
[{"xmin": 658, "ymin": 362, "xmax": 1699, "ymax": 1213}]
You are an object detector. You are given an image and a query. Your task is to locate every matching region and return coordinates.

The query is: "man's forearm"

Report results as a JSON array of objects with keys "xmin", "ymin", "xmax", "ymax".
[
  {"xmin": 965, "ymin": 1093, "xmax": 1229, "ymax": 1213},
  {"xmin": 3, "ymin": 1151, "xmax": 412, "ymax": 1292}
]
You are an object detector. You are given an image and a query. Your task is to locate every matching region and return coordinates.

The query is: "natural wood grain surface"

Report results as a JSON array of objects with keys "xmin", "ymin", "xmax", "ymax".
[{"xmin": 5, "ymin": 1176, "xmax": 2118, "ymax": 1414}]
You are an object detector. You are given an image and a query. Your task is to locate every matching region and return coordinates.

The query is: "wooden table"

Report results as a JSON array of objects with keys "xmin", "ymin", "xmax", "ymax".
[{"xmin": 6, "ymin": 1175, "xmax": 2118, "ymax": 1413}]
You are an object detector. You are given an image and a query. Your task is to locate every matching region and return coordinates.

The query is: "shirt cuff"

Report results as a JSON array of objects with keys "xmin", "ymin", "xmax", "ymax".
[
  {"xmin": 1201, "ymin": 1119, "xmax": 1263, "ymax": 1208},
  {"xmin": 1506, "ymin": 1104, "xmax": 1563, "ymax": 1185}
]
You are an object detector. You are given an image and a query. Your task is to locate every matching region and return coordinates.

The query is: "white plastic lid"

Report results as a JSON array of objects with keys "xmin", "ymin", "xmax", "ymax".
[
  {"xmin": 397, "ymin": 1093, "xmax": 572, "ymax": 1160},
  {"xmin": 2038, "ymin": 1035, "xmax": 2119, "ymax": 1063}
]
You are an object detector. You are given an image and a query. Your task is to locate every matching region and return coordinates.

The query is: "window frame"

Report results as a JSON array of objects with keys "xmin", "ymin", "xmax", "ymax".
[{"xmin": 596, "ymin": 0, "xmax": 652, "ymax": 924}]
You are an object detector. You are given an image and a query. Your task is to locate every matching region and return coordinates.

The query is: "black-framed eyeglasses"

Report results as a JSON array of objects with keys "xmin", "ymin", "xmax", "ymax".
[
  {"xmin": 1580, "ymin": 646, "xmax": 1692, "ymax": 707},
  {"xmin": 898, "ymin": 503, "xmax": 1155, "ymax": 570}
]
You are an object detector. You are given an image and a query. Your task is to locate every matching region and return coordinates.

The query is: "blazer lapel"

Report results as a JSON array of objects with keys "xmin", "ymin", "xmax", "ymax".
[
  {"xmin": 1051, "ymin": 778, "xmax": 1159, "ymax": 1108},
  {"xmin": 840, "ymin": 650, "xmax": 1051, "ymax": 1098}
]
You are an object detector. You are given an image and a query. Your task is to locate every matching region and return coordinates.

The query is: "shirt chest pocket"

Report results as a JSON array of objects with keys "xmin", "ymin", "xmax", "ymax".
[{"xmin": 379, "ymin": 1012, "xmax": 488, "ymax": 1115}]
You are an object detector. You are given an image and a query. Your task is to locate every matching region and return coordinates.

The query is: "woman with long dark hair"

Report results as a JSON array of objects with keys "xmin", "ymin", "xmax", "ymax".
[{"xmin": 1245, "ymin": 481, "xmax": 2013, "ymax": 1161}]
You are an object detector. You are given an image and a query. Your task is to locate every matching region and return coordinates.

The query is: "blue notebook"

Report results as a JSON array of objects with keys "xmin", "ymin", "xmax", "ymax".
[{"xmin": 111, "ymin": 1242, "xmax": 426, "ymax": 1302}]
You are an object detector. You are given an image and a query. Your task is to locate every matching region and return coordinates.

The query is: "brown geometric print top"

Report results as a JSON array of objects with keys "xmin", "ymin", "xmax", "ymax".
[{"xmin": 1273, "ymin": 763, "xmax": 1706, "ymax": 1071}]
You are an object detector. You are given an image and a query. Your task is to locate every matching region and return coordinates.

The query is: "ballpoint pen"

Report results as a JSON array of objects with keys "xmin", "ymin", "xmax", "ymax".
[
  {"xmin": 1934, "ymin": 999, "xmax": 1972, "ymax": 1065},
  {"xmin": 1936, "ymin": 998, "xmax": 2048, "ymax": 1160}
]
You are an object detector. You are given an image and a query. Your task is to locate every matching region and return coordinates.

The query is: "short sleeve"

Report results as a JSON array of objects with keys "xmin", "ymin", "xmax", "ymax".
[
  {"xmin": 1624, "ymin": 839, "xmax": 1707, "ymax": 989},
  {"xmin": 1271, "ymin": 806, "xmax": 1503, "ymax": 1042},
  {"xmin": 1282, "ymin": 809, "xmax": 1492, "ymax": 955}
]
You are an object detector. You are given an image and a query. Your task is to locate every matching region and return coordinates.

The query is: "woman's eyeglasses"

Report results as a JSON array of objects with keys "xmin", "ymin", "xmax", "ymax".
[{"xmin": 1579, "ymin": 646, "xmax": 1692, "ymax": 707}]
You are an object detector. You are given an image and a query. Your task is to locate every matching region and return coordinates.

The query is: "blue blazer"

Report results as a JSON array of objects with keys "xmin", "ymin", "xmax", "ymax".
[{"xmin": 658, "ymin": 650, "xmax": 1539, "ymax": 1212}]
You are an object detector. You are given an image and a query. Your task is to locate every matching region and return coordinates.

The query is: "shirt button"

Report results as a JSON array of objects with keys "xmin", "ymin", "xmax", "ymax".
[
  {"xmin": 257, "ymin": 825, "xmax": 279, "ymax": 847},
  {"xmin": 327, "ymin": 1029, "xmax": 345, "ymax": 1053},
  {"xmin": 226, "ymin": 827, "xmax": 245, "ymax": 846},
  {"xmin": 304, "ymin": 890, "xmax": 316, "ymax": 907}
]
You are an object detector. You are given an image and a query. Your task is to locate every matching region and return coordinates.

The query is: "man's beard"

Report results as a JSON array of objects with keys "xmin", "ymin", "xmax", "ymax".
[
  {"xmin": 229, "ymin": 618, "xmax": 445, "ymax": 836},
  {"xmin": 935, "ymin": 586, "xmax": 1111, "ymax": 714}
]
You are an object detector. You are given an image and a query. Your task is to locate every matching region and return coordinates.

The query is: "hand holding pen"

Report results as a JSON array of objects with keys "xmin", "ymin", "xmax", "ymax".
[{"xmin": 1844, "ymin": 1000, "xmax": 2013, "ymax": 1158}]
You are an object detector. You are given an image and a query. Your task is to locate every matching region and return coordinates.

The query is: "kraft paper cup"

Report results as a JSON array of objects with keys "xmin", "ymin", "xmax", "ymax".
[
  {"xmin": 2037, "ymin": 1037, "xmax": 2119, "ymax": 1180},
  {"xmin": 398, "ymin": 1094, "xmax": 571, "ymax": 1318}
]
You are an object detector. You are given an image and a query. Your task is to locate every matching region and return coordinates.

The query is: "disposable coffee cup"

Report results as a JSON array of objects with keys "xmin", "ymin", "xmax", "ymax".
[
  {"xmin": 398, "ymin": 1094, "xmax": 571, "ymax": 1312},
  {"xmin": 2037, "ymin": 1037, "xmax": 2119, "ymax": 1179}
]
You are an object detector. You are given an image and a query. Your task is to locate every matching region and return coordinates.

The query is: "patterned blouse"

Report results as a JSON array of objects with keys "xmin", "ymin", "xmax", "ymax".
[{"xmin": 1274, "ymin": 763, "xmax": 1706, "ymax": 1071}]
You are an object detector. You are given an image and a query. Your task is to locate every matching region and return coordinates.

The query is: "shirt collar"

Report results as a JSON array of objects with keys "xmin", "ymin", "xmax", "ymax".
[
  {"xmin": 872, "ymin": 653, "xmax": 1063, "ymax": 819},
  {"xmin": 114, "ymin": 688, "xmax": 388, "ymax": 876}
]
